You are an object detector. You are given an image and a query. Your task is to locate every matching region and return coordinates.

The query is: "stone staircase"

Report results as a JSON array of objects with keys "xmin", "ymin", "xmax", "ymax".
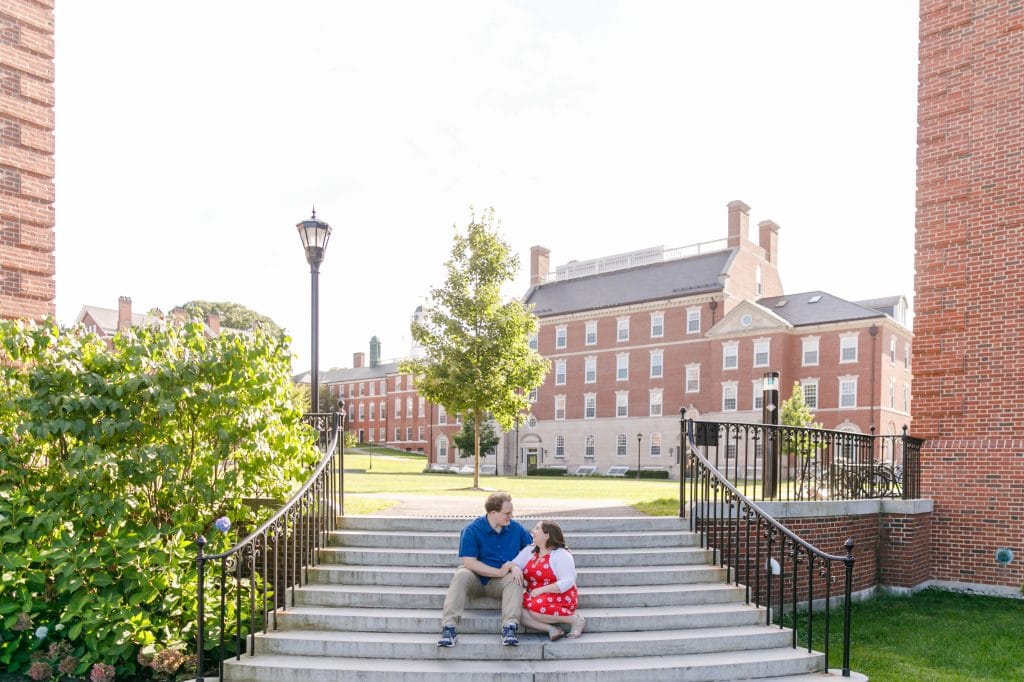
[{"xmin": 222, "ymin": 516, "xmax": 837, "ymax": 681}]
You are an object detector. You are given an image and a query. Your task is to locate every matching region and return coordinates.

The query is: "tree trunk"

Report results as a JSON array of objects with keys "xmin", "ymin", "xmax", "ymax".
[{"xmin": 473, "ymin": 408, "xmax": 481, "ymax": 489}]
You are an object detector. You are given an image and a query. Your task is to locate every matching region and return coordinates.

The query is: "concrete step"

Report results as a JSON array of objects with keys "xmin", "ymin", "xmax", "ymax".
[
  {"xmin": 292, "ymin": 582, "xmax": 747, "ymax": 610},
  {"xmin": 270, "ymin": 604, "xmax": 767, "ymax": 634},
  {"xmin": 307, "ymin": 562, "xmax": 730, "ymax": 588},
  {"xmin": 318, "ymin": 545, "xmax": 714, "ymax": 568},
  {"xmin": 222, "ymin": 647, "xmax": 823, "ymax": 681},
  {"xmin": 328, "ymin": 529, "xmax": 701, "ymax": 550},
  {"xmin": 336, "ymin": 516, "xmax": 689, "ymax": 534},
  {"xmin": 252, "ymin": 625, "xmax": 795, "ymax": 660}
]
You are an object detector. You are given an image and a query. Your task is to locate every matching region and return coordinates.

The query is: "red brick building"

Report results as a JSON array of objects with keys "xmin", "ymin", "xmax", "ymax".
[
  {"xmin": 517, "ymin": 201, "xmax": 913, "ymax": 477},
  {"xmin": 914, "ymin": 0, "xmax": 1024, "ymax": 594},
  {"xmin": 75, "ymin": 296, "xmax": 223, "ymax": 346},
  {"xmin": 0, "ymin": 0, "xmax": 55, "ymax": 321}
]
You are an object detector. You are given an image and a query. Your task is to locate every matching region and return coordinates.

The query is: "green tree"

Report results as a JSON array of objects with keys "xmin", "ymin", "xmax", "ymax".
[
  {"xmin": 179, "ymin": 300, "xmax": 284, "ymax": 337},
  {"xmin": 401, "ymin": 208, "xmax": 548, "ymax": 488},
  {"xmin": 781, "ymin": 381, "xmax": 819, "ymax": 428},
  {"xmin": 453, "ymin": 415, "xmax": 500, "ymax": 460},
  {"xmin": 781, "ymin": 381, "xmax": 824, "ymax": 498}
]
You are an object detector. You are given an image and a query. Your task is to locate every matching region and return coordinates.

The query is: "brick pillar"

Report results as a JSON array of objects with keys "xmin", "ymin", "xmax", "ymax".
[
  {"xmin": 117, "ymin": 296, "xmax": 132, "ymax": 331},
  {"xmin": 530, "ymin": 246, "xmax": 550, "ymax": 286}
]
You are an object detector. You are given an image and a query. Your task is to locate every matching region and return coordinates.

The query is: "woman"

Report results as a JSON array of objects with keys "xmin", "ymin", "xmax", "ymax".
[{"xmin": 511, "ymin": 520, "xmax": 586, "ymax": 640}]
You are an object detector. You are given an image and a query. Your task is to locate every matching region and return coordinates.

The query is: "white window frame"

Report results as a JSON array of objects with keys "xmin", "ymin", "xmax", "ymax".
[
  {"xmin": 584, "ymin": 355, "xmax": 597, "ymax": 383},
  {"xmin": 616, "ymin": 391, "xmax": 629, "ymax": 418},
  {"xmin": 438, "ymin": 407, "xmax": 447, "ymax": 425},
  {"xmin": 418, "ymin": 426, "xmax": 424, "ymax": 441},
  {"xmin": 584, "ymin": 434, "xmax": 595, "ymax": 459},
  {"xmin": 585, "ymin": 321, "xmax": 597, "ymax": 346},
  {"xmin": 890, "ymin": 337, "xmax": 897, "ymax": 364},
  {"xmin": 555, "ymin": 325, "xmax": 567, "ymax": 349},
  {"xmin": 752, "ymin": 380, "xmax": 763, "ymax": 410},
  {"xmin": 649, "ymin": 388, "xmax": 663, "ymax": 417},
  {"xmin": 394, "ymin": 397, "xmax": 402, "ymax": 418},
  {"xmin": 555, "ymin": 359, "xmax": 566, "ymax": 385},
  {"xmin": 650, "ymin": 432, "xmax": 662, "ymax": 457},
  {"xmin": 584, "ymin": 393, "xmax": 596, "ymax": 419},
  {"xmin": 650, "ymin": 311, "xmax": 664, "ymax": 338},
  {"xmin": 369, "ymin": 402, "xmax": 375, "ymax": 420},
  {"xmin": 554, "ymin": 395, "xmax": 566, "ymax": 421},
  {"xmin": 418, "ymin": 397, "xmax": 425, "ymax": 417},
  {"xmin": 903, "ymin": 383, "xmax": 909, "ymax": 412},
  {"xmin": 904, "ymin": 343, "xmax": 910, "ymax": 370},
  {"xmin": 529, "ymin": 332, "xmax": 538, "ymax": 350},
  {"xmin": 406, "ymin": 396, "xmax": 413, "ymax": 415},
  {"xmin": 555, "ymin": 435, "xmax": 565, "ymax": 458},
  {"xmin": 840, "ymin": 333, "xmax": 858, "ymax": 363},
  {"xmin": 616, "ymin": 353, "xmax": 629, "ymax": 381},
  {"xmin": 394, "ymin": 427, "xmax": 401, "ymax": 442},
  {"xmin": 802, "ymin": 379, "xmax": 819, "ymax": 409},
  {"xmin": 802, "ymin": 336, "xmax": 820, "ymax": 366},
  {"xmin": 723, "ymin": 341, "xmax": 739, "ymax": 370},
  {"xmin": 650, "ymin": 349, "xmax": 664, "ymax": 378},
  {"xmin": 889, "ymin": 377, "xmax": 896, "ymax": 408},
  {"xmin": 369, "ymin": 427, "xmax": 375, "ymax": 442},
  {"xmin": 358, "ymin": 403, "xmax": 365, "ymax": 421},
  {"xmin": 753, "ymin": 338, "xmax": 770, "ymax": 368},
  {"xmin": 617, "ymin": 316, "xmax": 630, "ymax": 342},
  {"xmin": 528, "ymin": 388, "xmax": 538, "ymax": 403},
  {"xmin": 616, "ymin": 433, "xmax": 628, "ymax": 457},
  {"xmin": 686, "ymin": 307, "xmax": 701, "ymax": 334},
  {"xmin": 685, "ymin": 364, "xmax": 700, "ymax": 393},
  {"xmin": 722, "ymin": 382, "xmax": 738, "ymax": 412},
  {"xmin": 839, "ymin": 376, "xmax": 857, "ymax": 408}
]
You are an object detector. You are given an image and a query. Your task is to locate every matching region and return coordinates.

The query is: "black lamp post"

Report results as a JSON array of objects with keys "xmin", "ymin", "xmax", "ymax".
[
  {"xmin": 636, "ymin": 432, "xmax": 643, "ymax": 480},
  {"xmin": 296, "ymin": 208, "xmax": 332, "ymax": 414}
]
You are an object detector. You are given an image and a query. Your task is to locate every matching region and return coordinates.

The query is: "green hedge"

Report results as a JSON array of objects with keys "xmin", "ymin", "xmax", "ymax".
[{"xmin": 528, "ymin": 467, "xmax": 568, "ymax": 476}]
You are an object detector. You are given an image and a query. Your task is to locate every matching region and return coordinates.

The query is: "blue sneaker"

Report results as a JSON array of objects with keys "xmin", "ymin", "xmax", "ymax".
[
  {"xmin": 437, "ymin": 625, "xmax": 457, "ymax": 647},
  {"xmin": 501, "ymin": 622, "xmax": 519, "ymax": 646}
]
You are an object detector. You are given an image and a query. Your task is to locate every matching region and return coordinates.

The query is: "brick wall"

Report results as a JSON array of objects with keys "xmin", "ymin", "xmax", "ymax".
[
  {"xmin": 0, "ymin": 0, "xmax": 54, "ymax": 321},
  {"xmin": 915, "ymin": 1, "xmax": 1024, "ymax": 589}
]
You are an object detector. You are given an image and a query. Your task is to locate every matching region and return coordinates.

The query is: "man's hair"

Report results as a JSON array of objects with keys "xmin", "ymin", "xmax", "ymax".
[{"xmin": 485, "ymin": 492, "xmax": 512, "ymax": 513}]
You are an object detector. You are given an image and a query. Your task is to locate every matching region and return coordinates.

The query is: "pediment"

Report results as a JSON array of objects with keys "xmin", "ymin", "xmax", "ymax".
[{"xmin": 707, "ymin": 300, "xmax": 792, "ymax": 337}]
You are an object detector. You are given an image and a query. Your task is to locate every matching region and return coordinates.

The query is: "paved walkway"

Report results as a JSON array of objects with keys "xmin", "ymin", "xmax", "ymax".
[{"xmin": 351, "ymin": 492, "xmax": 647, "ymax": 517}]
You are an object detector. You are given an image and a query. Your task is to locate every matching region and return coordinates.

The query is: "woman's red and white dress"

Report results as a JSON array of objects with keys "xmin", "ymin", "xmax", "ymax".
[{"xmin": 513, "ymin": 546, "xmax": 578, "ymax": 617}]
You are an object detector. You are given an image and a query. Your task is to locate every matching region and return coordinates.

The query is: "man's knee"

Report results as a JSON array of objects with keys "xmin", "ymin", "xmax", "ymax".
[
  {"xmin": 449, "ymin": 566, "xmax": 479, "ymax": 592},
  {"xmin": 499, "ymin": 572, "xmax": 524, "ymax": 594}
]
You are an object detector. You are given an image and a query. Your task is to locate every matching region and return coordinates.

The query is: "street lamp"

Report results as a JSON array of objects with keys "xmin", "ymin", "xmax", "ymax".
[
  {"xmin": 636, "ymin": 432, "xmax": 643, "ymax": 480},
  {"xmin": 296, "ymin": 208, "xmax": 332, "ymax": 414}
]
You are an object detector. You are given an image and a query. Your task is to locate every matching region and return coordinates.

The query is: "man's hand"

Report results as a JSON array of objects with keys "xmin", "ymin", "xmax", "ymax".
[{"xmin": 508, "ymin": 563, "xmax": 525, "ymax": 587}]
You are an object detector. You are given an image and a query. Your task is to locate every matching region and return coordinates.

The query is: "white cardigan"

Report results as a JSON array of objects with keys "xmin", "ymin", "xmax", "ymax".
[{"xmin": 512, "ymin": 545, "xmax": 577, "ymax": 592}]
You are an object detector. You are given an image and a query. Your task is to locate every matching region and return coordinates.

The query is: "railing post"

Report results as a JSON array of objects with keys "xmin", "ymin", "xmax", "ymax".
[
  {"xmin": 679, "ymin": 407, "xmax": 687, "ymax": 518},
  {"xmin": 195, "ymin": 535, "xmax": 207, "ymax": 682},
  {"xmin": 901, "ymin": 425, "xmax": 911, "ymax": 500},
  {"xmin": 842, "ymin": 538, "xmax": 855, "ymax": 677}
]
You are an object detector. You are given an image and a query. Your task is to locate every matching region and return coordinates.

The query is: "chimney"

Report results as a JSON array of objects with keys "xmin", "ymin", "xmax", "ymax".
[
  {"xmin": 117, "ymin": 296, "xmax": 132, "ymax": 331},
  {"xmin": 726, "ymin": 200, "xmax": 751, "ymax": 249},
  {"xmin": 758, "ymin": 220, "xmax": 780, "ymax": 263},
  {"xmin": 171, "ymin": 306, "xmax": 187, "ymax": 322},
  {"xmin": 530, "ymin": 245, "xmax": 550, "ymax": 287},
  {"xmin": 353, "ymin": 352, "xmax": 366, "ymax": 368},
  {"xmin": 206, "ymin": 312, "xmax": 221, "ymax": 336}
]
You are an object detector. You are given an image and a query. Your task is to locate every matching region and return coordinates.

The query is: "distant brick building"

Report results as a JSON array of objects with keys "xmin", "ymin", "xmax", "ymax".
[
  {"xmin": 75, "ymin": 297, "xmax": 223, "ymax": 346},
  {"xmin": 914, "ymin": 0, "xmax": 1024, "ymax": 594},
  {"xmin": 517, "ymin": 201, "xmax": 913, "ymax": 476},
  {"xmin": 0, "ymin": 0, "xmax": 55, "ymax": 321}
]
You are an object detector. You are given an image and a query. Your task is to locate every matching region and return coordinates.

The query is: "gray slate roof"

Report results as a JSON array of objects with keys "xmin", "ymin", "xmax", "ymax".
[
  {"xmin": 757, "ymin": 291, "xmax": 884, "ymax": 327},
  {"xmin": 525, "ymin": 250, "xmax": 733, "ymax": 317},
  {"xmin": 76, "ymin": 305, "xmax": 148, "ymax": 335},
  {"xmin": 319, "ymin": 362, "xmax": 399, "ymax": 383}
]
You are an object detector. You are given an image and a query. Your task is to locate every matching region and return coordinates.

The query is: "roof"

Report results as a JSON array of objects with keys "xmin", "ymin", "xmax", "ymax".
[
  {"xmin": 757, "ymin": 291, "xmax": 885, "ymax": 326},
  {"xmin": 525, "ymin": 250, "xmax": 733, "ymax": 317},
  {"xmin": 75, "ymin": 305, "xmax": 148, "ymax": 335},
  {"xmin": 854, "ymin": 295, "xmax": 904, "ymax": 310},
  {"xmin": 318, "ymin": 362, "xmax": 400, "ymax": 384}
]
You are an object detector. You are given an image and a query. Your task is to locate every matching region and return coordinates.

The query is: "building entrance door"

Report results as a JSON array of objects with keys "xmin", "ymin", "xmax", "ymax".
[{"xmin": 526, "ymin": 448, "xmax": 539, "ymax": 472}]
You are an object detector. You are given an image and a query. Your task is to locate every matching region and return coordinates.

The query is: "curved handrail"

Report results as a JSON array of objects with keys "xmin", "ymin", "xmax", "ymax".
[{"xmin": 680, "ymin": 410, "xmax": 855, "ymax": 677}]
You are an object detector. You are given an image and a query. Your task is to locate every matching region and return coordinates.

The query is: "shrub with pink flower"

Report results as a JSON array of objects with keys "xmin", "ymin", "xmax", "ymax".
[
  {"xmin": 12, "ymin": 612, "xmax": 33, "ymax": 631},
  {"xmin": 89, "ymin": 662, "xmax": 116, "ymax": 682},
  {"xmin": 27, "ymin": 661, "xmax": 53, "ymax": 681}
]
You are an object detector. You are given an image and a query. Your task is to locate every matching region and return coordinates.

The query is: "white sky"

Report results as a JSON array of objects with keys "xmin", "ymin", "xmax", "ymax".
[{"xmin": 53, "ymin": 1, "xmax": 920, "ymax": 373}]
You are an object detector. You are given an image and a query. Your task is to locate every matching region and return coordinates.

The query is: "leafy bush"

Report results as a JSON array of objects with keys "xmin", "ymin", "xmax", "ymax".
[
  {"xmin": 528, "ymin": 467, "xmax": 568, "ymax": 477},
  {"xmin": 625, "ymin": 469, "xmax": 670, "ymax": 479},
  {"xmin": 0, "ymin": 317, "xmax": 319, "ymax": 677}
]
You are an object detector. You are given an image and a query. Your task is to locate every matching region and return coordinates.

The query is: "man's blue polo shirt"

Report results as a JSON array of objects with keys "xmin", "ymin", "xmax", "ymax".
[{"xmin": 458, "ymin": 515, "xmax": 532, "ymax": 585}]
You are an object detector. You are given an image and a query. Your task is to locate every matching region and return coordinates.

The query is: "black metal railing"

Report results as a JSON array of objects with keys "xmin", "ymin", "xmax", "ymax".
[
  {"xmin": 686, "ymin": 419, "xmax": 922, "ymax": 501},
  {"xmin": 193, "ymin": 411, "xmax": 344, "ymax": 681},
  {"xmin": 680, "ymin": 410, "xmax": 856, "ymax": 677}
]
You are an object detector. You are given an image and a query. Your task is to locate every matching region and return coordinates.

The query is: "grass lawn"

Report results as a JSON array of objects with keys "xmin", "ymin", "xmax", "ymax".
[{"xmin": 793, "ymin": 589, "xmax": 1024, "ymax": 681}]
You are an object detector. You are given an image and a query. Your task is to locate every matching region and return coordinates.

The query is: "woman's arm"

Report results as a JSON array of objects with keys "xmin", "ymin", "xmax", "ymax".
[{"xmin": 511, "ymin": 544, "xmax": 535, "ymax": 571}]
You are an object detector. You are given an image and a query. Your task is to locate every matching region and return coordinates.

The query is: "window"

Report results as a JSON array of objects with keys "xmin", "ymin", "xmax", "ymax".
[
  {"xmin": 686, "ymin": 364, "xmax": 700, "ymax": 393},
  {"xmin": 802, "ymin": 380, "xmax": 818, "ymax": 409},
  {"xmin": 395, "ymin": 427, "xmax": 401, "ymax": 441},
  {"xmin": 438, "ymin": 407, "xmax": 447, "ymax": 425},
  {"xmin": 650, "ymin": 349, "xmax": 663, "ymax": 378},
  {"xmin": 726, "ymin": 443, "xmax": 738, "ymax": 459},
  {"xmin": 903, "ymin": 383, "xmax": 909, "ymax": 412},
  {"xmin": 649, "ymin": 389, "xmax": 663, "ymax": 417},
  {"xmin": 616, "ymin": 353, "xmax": 629, "ymax": 381},
  {"xmin": 756, "ymin": 265, "xmax": 763, "ymax": 296},
  {"xmin": 358, "ymin": 403, "xmax": 365, "ymax": 421},
  {"xmin": 584, "ymin": 435, "xmax": 595, "ymax": 459},
  {"xmin": 380, "ymin": 379, "xmax": 386, "ymax": 394},
  {"xmin": 394, "ymin": 398, "xmax": 401, "ymax": 418},
  {"xmin": 584, "ymin": 356, "xmax": 597, "ymax": 383},
  {"xmin": 438, "ymin": 437, "xmax": 448, "ymax": 460},
  {"xmin": 752, "ymin": 381, "xmax": 763, "ymax": 410},
  {"xmin": 802, "ymin": 337, "xmax": 819, "ymax": 366},
  {"xmin": 651, "ymin": 312, "xmax": 664, "ymax": 338},
  {"xmin": 379, "ymin": 400, "xmax": 385, "ymax": 419},
  {"xmin": 359, "ymin": 383, "xmax": 365, "ymax": 396},
  {"xmin": 529, "ymin": 333, "xmax": 538, "ymax": 350},
  {"xmin": 723, "ymin": 342, "xmax": 738, "ymax": 370},
  {"xmin": 369, "ymin": 381, "xmax": 376, "ymax": 396},
  {"xmin": 585, "ymin": 321, "xmax": 597, "ymax": 345},
  {"xmin": 616, "ymin": 434, "xmax": 628, "ymax": 457},
  {"xmin": 839, "ymin": 377, "xmax": 857, "ymax": 408},
  {"xmin": 616, "ymin": 391, "xmax": 629, "ymax": 417},
  {"xmin": 617, "ymin": 317, "xmax": 629, "ymax": 341},
  {"xmin": 584, "ymin": 394, "xmax": 596, "ymax": 419},
  {"xmin": 555, "ymin": 435, "xmax": 565, "ymax": 458},
  {"xmin": 687, "ymin": 307, "xmax": 701, "ymax": 334},
  {"xmin": 406, "ymin": 396, "xmax": 413, "ymax": 415},
  {"xmin": 526, "ymin": 414, "xmax": 537, "ymax": 428},
  {"xmin": 358, "ymin": 429, "xmax": 364, "ymax": 442},
  {"xmin": 890, "ymin": 337, "xmax": 897, "ymax": 364},
  {"xmin": 753, "ymin": 339, "xmax": 770, "ymax": 367},
  {"xmin": 528, "ymin": 388, "xmax": 538, "ymax": 403},
  {"xmin": 369, "ymin": 402, "xmax": 376, "ymax": 420},
  {"xmin": 650, "ymin": 433, "xmax": 662, "ymax": 457},
  {"xmin": 555, "ymin": 360, "xmax": 566, "ymax": 385},
  {"xmin": 840, "ymin": 334, "xmax": 858, "ymax": 363},
  {"xmin": 889, "ymin": 377, "xmax": 896, "ymax": 408},
  {"xmin": 407, "ymin": 427, "xmax": 413, "ymax": 441},
  {"xmin": 369, "ymin": 427, "xmax": 375, "ymax": 442},
  {"xmin": 555, "ymin": 326, "xmax": 567, "ymax": 349},
  {"xmin": 418, "ymin": 426, "xmax": 424, "ymax": 441},
  {"xmin": 722, "ymin": 382, "xmax": 738, "ymax": 411},
  {"xmin": 554, "ymin": 395, "xmax": 566, "ymax": 421},
  {"xmin": 904, "ymin": 343, "xmax": 910, "ymax": 370},
  {"xmin": 419, "ymin": 397, "xmax": 425, "ymax": 417}
]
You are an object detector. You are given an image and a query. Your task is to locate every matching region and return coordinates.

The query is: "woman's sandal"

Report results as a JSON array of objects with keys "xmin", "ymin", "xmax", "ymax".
[
  {"xmin": 548, "ymin": 625, "xmax": 565, "ymax": 641},
  {"xmin": 567, "ymin": 615, "xmax": 586, "ymax": 639}
]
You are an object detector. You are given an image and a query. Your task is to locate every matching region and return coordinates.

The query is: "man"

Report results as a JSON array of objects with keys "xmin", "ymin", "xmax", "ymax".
[{"xmin": 437, "ymin": 492, "xmax": 532, "ymax": 647}]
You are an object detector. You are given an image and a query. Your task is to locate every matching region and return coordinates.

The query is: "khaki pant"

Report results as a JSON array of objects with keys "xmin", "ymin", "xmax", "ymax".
[{"xmin": 441, "ymin": 566, "xmax": 523, "ymax": 628}]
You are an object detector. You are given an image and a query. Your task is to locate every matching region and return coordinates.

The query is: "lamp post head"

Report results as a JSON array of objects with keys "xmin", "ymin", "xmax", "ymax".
[
  {"xmin": 637, "ymin": 433, "xmax": 642, "ymax": 443},
  {"xmin": 296, "ymin": 207, "xmax": 332, "ymax": 267}
]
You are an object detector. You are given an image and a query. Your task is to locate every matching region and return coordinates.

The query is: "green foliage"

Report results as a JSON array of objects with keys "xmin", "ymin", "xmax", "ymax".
[
  {"xmin": 0, "ymin": 316, "xmax": 319, "ymax": 676},
  {"xmin": 626, "ymin": 469, "xmax": 671, "ymax": 479},
  {"xmin": 179, "ymin": 300, "xmax": 284, "ymax": 337},
  {"xmin": 528, "ymin": 467, "xmax": 568, "ymax": 477},
  {"xmin": 452, "ymin": 415, "xmax": 499, "ymax": 459},
  {"xmin": 401, "ymin": 208, "xmax": 548, "ymax": 487},
  {"xmin": 781, "ymin": 381, "xmax": 820, "ymax": 428}
]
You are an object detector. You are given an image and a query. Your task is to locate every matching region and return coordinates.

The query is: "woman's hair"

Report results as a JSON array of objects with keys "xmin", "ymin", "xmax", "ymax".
[
  {"xmin": 485, "ymin": 492, "xmax": 512, "ymax": 513},
  {"xmin": 533, "ymin": 520, "xmax": 569, "ymax": 553}
]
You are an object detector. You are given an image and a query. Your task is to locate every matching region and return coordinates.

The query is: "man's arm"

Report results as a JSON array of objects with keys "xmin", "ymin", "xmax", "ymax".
[{"xmin": 460, "ymin": 556, "xmax": 525, "ymax": 585}]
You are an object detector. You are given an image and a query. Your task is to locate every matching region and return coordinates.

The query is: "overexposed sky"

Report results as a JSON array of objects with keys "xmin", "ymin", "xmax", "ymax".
[{"xmin": 54, "ymin": 1, "xmax": 919, "ymax": 373}]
